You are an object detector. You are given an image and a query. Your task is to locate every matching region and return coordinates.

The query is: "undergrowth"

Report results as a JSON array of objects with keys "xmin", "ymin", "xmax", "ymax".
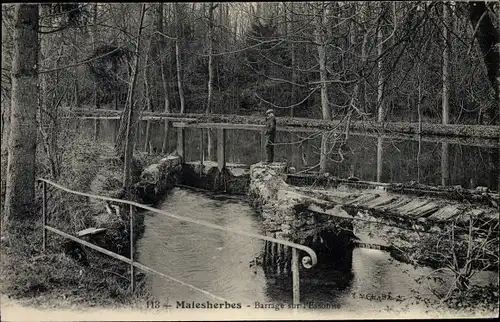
[{"xmin": 0, "ymin": 131, "xmax": 153, "ymax": 308}]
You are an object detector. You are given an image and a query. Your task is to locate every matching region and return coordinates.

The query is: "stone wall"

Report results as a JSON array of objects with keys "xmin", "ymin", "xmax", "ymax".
[
  {"xmin": 133, "ymin": 154, "xmax": 182, "ymax": 204},
  {"xmin": 83, "ymin": 153, "xmax": 182, "ymax": 262},
  {"xmin": 248, "ymin": 163, "xmax": 355, "ymax": 275}
]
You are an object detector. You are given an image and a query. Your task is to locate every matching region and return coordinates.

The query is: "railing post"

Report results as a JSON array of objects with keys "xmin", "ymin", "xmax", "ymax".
[
  {"xmin": 217, "ymin": 128, "xmax": 226, "ymax": 171},
  {"xmin": 177, "ymin": 127, "xmax": 185, "ymax": 160},
  {"xmin": 260, "ymin": 130, "xmax": 265, "ymax": 162},
  {"xmin": 200, "ymin": 128, "xmax": 204, "ymax": 166},
  {"xmin": 376, "ymin": 136, "xmax": 383, "ymax": 182},
  {"xmin": 291, "ymin": 247, "xmax": 300, "ymax": 305},
  {"xmin": 129, "ymin": 204, "xmax": 135, "ymax": 293},
  {"xmin": 42, "ymin": 180, "xmax": 47, "ymax": 251}
]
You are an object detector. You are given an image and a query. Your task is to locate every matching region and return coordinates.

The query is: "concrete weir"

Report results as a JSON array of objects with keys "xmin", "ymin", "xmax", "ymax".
[
  {"xmin": 181, "ymin": 161, "xmax": 250, "ymax": 195},
  {"xmin": 248, "ymin": 163, "xmax": 355, "ymax": 277}
]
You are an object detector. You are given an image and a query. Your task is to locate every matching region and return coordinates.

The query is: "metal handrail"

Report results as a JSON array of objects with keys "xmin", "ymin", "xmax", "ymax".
[
  {"xmin": 37, "ymin": 178, "xmax": 317, "ymax": 267},
  {"xmin": 38, "ymin": 177, "xmax": 318, "ymax": 305}
]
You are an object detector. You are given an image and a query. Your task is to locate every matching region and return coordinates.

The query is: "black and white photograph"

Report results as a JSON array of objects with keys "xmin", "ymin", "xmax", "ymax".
[{"xmin": 1, "ymin": 1, "xmax": 499, "ymax": 320}]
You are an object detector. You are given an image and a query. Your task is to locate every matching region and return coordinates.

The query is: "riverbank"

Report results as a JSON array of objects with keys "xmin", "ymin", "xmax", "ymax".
[
  {"xmin": 247, "ymin": 163, "xmax": 499, "ymax": 314},
  {"xmin": 1, "ymin": 137, "xmax": 497, "ymax": 315},
  {"xmin": 0, "ymin": 136, "xmax": 167, "ymax": 309}
]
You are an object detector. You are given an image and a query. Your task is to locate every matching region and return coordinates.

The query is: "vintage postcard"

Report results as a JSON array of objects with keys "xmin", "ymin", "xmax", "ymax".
[{"xmin": 1, "ymin": 1, "xmax": 499, "ymax": 321}]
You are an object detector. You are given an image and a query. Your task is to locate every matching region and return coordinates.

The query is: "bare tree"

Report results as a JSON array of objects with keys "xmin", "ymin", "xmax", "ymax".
[
  {"xmin": 175, "ymin": 2, "xmax": 185, "ymax": 114},
  {"xmin": 377, "ymin": 2, "xmax": 385, "ymax": 122},
  {"xmin": 4, "ymin": 4, "xmax": 39, "ymax": 222},
  {"xmin": 92, "ymin": 3, "xmax": 99, "ymax": 140},
  {"xmin": 441, "ymin": 2, "xmax": 450, "ymax": 186},
  {"xmin": 206, "ymin": 3, "xmax": 217, "ymax": 115},
  {"xmin": 157, "ymin": 3, "xmax": 171, "ymax": 154},
  {"xmin": 206, "ymin": 3, "xmax": 218, "ymax": 161},
  {"xmin": 315, "ymin": 3, "xmax": 331, "ymax": 174},
  {"xmin": 122, "ymin": 4, "xmax": 146, "ymax": 189},
  {"xmin": 442, "ymin": 2, "xmax": 450, "ymax": 125},
  {"xmin": 376, "ymin": 2, "xmax": 386, "ymax": 182}
]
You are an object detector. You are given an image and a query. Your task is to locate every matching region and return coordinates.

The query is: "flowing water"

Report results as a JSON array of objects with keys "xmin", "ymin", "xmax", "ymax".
[{"xmin": 136, "ymin": 188, "xmax": 498, "ymax": 313}]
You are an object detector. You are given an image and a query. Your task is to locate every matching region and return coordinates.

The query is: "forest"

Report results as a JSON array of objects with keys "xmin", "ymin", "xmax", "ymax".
[
  {"xmin": 0, "ymin": 1, "xmax": 499, "ymax": 315},
  {"xmin": 2, "ymin": 2, "xmax": 499, "ymax": 119},
  {"xmin": 2, "ymin": 2, "xmax": 499, "ymax": 192}
]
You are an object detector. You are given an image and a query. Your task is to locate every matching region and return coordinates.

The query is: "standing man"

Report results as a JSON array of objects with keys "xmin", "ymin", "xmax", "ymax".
[{"xmin": 264, "ymin": 109, "xmax": 276, "ymax": 163}]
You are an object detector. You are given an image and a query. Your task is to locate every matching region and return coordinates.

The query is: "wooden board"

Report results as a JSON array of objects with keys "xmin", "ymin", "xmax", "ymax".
[
  {"xmin": 77, "ymin": 227, "xmax": 107, "ymax": 237},
  {"xmin": 428, "ymin": 205, "xmax": 463, "ymax": 221},
  {"xmin": 396, "ymin": 200, "xmax": 430, "ymax": 216},
  {"xmin": 407, "ymin": 202, "xmax": 441, "ymax": 218},
  {"xmin": 378, "ymin": 197, "xmax": 412, "ymax": 212},
  {"xmin": 344, "ymin": 193, "xmax": 380, "ymax": 206},
  {"xmin": 363, "ymin": 195, "xmax": 398, "ymax": 209}
]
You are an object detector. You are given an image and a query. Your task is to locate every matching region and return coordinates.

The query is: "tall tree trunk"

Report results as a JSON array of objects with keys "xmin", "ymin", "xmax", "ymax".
[
  {"xmin": 442, "ymin": 2, "xmax": 450, "ymax": 125},
  {"xmin": 92, "ymin": 3, "xmax": 99, "ymax": 140},
  {"xmin": 359, "ymin": 4, "xmax": 368, "ymax": 114},
  {"xmin": 376, "ymin": 3, "xmax": 385, "ymax": 182},
  {"xmin": 206, "ymin": 3, "xmax": 216, "ymax": 115},
  {"xmin": 316, "ymin": 5, "xmax": 331, "ymax": 121},
  {"xmin": 157, "ymin": 3, "xmax": 169, "ymax": 113},
  {"xmin": 157, "ymin": 3, "xmax": 171, "ymax": 154},
  {"xmin": 289, "ymin": 2, "xmax": 297, "ymax": 117},
  {"xmin": 315, "ymin": 3, "xmax": 330, "ymax": 174},
  {"xmin": 113, "ymin": 59, "xmax": 119, "ymax": 110},
  {"xmin": 73, "ymin": 22, "xmax": 81, "ymax": 110},
  {"xmin": 377, "ymin": 3, "xmax": 385, "ymax": 122},
  {"xmin": 287, "ymin": 2, "xmax": 299, "ymax": 166},
  {"xmin": 4, "ymin": 4, "xmax": 39, "ymax": 223},
  {"xmin": 143, "ymin": 50, "xmax": 152, "ymax": 153},
  {"xmin": 143, "ymin": 6, "xmax": 155, "ymax": 154},
  {"xmin": 441, "ymin": 2, "xmax": 450, "ymax": 187},
  {"xmin": 0, "ymin": 16, "xmax": 11, "ymax": 179},
  {"xmin": 206, "ymin": 3, "xmax": 217, "ymax": 161},
  {"xmin": 39, "ymin": 4, "xmax": 60, "ymax": 179},
  {"xmin": 175, "ymin": 3, "xmax": 185, "ymax": 114},
  {"xmin": 417, "ymin": 63, "xmax": 422, "ymax": 183},
  {"xmin": 123, "ymin": 4, "xmax": 146, "ymax": 189}
]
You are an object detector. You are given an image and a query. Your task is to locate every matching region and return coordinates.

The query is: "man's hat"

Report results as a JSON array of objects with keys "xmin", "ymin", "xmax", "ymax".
[{"xmin": 265, "ymin": 109, "xmax": 274, "ymax": 115}]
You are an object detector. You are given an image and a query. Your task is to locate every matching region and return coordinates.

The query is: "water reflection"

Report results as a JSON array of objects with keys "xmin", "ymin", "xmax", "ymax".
[
  {"xmin": 79, "ymin": 120, "xmax": 500, "ymax": 190},
  {"xmin": 76, "ymin": 119, "xmax": 498, "ymax": 190}
]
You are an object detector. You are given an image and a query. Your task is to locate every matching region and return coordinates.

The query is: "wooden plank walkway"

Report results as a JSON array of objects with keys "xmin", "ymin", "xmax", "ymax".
[
  {"xmin": 287, "ymin": 173, "xmax": 499, "ymax": 207},
  {"xmin": 293, "ymin": 182, "xmax": 498, "ymax": 232}
]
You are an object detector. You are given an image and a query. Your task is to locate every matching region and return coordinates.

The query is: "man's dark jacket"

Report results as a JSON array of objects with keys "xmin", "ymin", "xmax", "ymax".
[{"xmin": 265, "ymin": 114, "xmax": 276, "ymax": 136}]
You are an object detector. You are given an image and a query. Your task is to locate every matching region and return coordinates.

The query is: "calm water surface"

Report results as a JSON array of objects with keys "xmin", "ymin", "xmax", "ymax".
[
  {"xmin": 81, "ymin": 119, "xmax": 499, "ymax": 190},
  {"xmin": 136, "ymin": 188, "xmax": 498, "ymax": 312}
]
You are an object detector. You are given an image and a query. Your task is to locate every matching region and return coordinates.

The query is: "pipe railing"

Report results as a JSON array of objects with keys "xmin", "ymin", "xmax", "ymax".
[{"xmin": 38, "ymin": 178, "xmax": 317, "ymax": 305}]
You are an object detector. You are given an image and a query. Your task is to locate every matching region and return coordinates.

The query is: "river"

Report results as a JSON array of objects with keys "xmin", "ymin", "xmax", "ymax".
[
  {"xmin": 81, "ymin": 119, "xmax": 499, "ymax": 190},
  {"xmin": 136, "ymin": 188, "xmax": 498, "ymax": 314},
  {"xmin": 78, "ymin": 118, "xmax": 498, "ymax": 313}
]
